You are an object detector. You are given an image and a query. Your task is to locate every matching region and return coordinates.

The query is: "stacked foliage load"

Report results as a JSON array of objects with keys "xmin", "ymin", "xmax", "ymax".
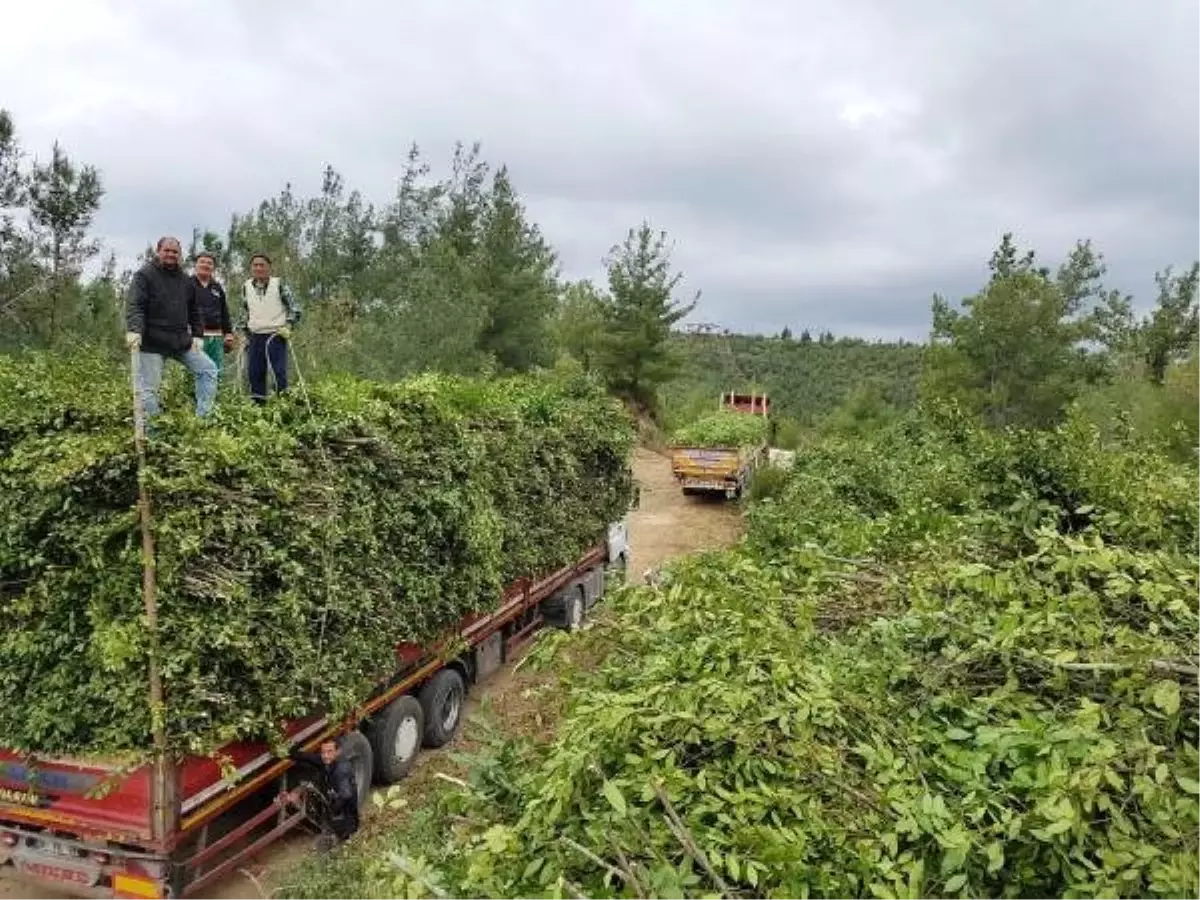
[
  {"xmin": 335, "ymin": 403, "xmax": 1197, "ymax": 899},
  {"xmin": 669, "ymin": 410, "xmax": 769, "ymax": 449},
  {"xmin": 0, "ymin": 353, "xmax": 634, "ymax": 757}
]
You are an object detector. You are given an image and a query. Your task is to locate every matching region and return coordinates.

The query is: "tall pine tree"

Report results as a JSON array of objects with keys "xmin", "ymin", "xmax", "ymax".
[
  {"xmin": 598, "ymin": 222, "xmax": 697, "ymax": 407},
  {"xmin": 475, "ymin": 166, "xmax": 558, "ymax": 372}
]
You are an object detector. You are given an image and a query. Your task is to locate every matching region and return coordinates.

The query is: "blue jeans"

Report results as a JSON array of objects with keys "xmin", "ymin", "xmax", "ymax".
[
  {"xmin": 247, "ymin": 333, "xmax": 288, "ymax": 403},
  {"xmin": 135, "ymin": 348, "xmax": 218, "ymax": 418}
]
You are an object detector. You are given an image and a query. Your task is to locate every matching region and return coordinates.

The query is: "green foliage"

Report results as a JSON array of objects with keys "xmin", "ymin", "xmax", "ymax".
[
  {"xmin": 923, "ymin": 234, "xmax": 1198, "ymax": 431},
  {"xmin": 315, "ymin": 403, "xmax": 1198, "ymax": 899},
  {"xmin": 669, "ymin": 410, "xmax": 769, "ymax": 448},
  {"xmin": 0, "ymin": 110, "xmax": 108, "ymax": 352},
  {"xmin": 769, "ymin": 416, "xmax": 805, "ymax": 451},
  {"xmin": 0, "ymin": 352, "xmax": 633, "ymax": 756},
  {"xmin": 743, "ymin": 462, "xmax": 791, "ymax": 503},
  {"xmin": 187, "ymin": 143, "xmax": 558, "ymax": 381},
  {"xmin": 474, "ymin": 167, "xmax": 559, "ymax": 373},
  {"xmin": 660, "ymin": 332, "xmax": 924, "ymax": 428},
  {"xmin": 596, "ymin": 223, "xmax": 697, "ymax": 406},
  {"xmin": 821, "ymin": 378, "xmax": 899, "ymax": 438},
  {"xmin": 1138, "ymin": 264, "xmax": 1199, "ymax": 384},
  {"xmin": 553, "ymin": 280, "xmax": 606, "ymax": 373},
  {"xmin": 1071, "ymin": 353, "xmax": 1199, "ymax": 463}
]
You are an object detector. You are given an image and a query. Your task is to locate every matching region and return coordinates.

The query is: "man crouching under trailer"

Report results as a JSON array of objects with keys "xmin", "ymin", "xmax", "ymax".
[{"xmin": 281, "ymin": 737, "xmax": 360, "ymax": 846}]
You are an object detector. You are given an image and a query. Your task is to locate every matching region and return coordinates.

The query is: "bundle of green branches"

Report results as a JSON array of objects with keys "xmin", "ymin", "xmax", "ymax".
[
  {"xmin": 0, "ymin": 353, "xmax": 633, "ymax": 757},
  {"xmin": 670, "ymin": 410, "xmax": 769, "ymax": 449},
  {"xmin": 417, "ymin": 406, "xmax": 1198, "ymax": 899}
]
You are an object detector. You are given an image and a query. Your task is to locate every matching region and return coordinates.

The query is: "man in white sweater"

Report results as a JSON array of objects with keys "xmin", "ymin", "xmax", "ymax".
[{"xmin": 237, "ymin": 253, "xmax": 302, "ymax": 404}]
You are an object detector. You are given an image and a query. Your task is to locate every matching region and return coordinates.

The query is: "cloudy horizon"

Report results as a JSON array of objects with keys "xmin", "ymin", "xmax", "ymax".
[{"xmin": 3, "ymin": 0, "xmax": 1197, "ymax": 341}]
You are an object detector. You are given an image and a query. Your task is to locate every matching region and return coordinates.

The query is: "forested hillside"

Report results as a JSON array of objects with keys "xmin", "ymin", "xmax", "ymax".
[{"xmin": 662, "ymin": 332, "xmax": 925, "ymax": 426}]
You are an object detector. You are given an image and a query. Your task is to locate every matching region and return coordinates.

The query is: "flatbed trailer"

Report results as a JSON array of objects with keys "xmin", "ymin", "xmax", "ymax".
[{"xmin": 0, "ymin": 521, "xmax": 630, "ymax": 899}]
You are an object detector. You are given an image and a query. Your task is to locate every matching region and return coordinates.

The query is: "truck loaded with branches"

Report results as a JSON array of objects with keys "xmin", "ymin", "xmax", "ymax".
[{"xmin": 0, "ymin": 352, "xmax": 635, "ymax": 898}]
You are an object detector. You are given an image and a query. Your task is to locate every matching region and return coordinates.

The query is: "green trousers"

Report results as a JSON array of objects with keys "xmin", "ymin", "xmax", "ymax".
[{"xmin": 202, "ymin": 336, "xmax": 225, "ymax": 376}]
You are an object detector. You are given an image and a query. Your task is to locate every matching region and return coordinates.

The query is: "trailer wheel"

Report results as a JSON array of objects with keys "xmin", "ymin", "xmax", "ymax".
[
  {"xmin": 564, "ymin": 587, "xmax": 585, "ymax": 630},
  {"xmin": 339, "ymin": 730, "xmax": 375, "ymax": 811},
  {"xmin": 419, "ymin": 669, "xmax": 466, "ymax": 748},
  {"xmin": 367, "ymin": 695, "xmax": 424, "ymax": 784},
  {"xmin": 541, "ymin": 584, "xmax": 586, "ymax": 630}
]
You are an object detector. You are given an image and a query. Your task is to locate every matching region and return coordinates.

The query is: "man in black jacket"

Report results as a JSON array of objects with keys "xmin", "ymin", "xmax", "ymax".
[
  {"xmin": 125, "ymin": 236, "xmax": 218, "ymax": 419},
  {"xmin": 284, "ymin": 738, "xmax": 360, "ymax": 843},
  {"xmin": 190, "ymin": 251, "xmax": 234, "ymax": 376}
]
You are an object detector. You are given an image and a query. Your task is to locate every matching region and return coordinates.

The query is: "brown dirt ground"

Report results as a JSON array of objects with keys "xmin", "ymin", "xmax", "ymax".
[{"xmin": 0, "ymin": 447, "xmax": 743, "ymax": 900}]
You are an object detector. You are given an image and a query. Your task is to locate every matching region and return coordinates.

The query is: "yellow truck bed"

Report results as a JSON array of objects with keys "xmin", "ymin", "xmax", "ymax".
[{"xmin": 670, "ymin": 444, "xmax": 765, "ymax": 498}]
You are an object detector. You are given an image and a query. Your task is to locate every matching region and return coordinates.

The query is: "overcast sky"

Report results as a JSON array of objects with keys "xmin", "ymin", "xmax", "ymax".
[{"xmin": 3, "ymin": 0, "xmax": 1197, "ymax": 340}]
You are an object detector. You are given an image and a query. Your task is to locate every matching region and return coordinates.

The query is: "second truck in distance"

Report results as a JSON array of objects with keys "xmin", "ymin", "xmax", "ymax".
[{"xmin": 670, "ymin": 391, "xmax": 771, "ymax": 499}]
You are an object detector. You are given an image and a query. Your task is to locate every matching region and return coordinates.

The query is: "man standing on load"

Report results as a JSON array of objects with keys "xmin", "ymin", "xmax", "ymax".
[
  {"xmin": 238, "ymin": 252, "xmax": 301, "ymax": 404},
  {"xmin": 125, "ymin": 236, "xmax": 218, "ymax": 419},
  {"xmin": 190, "ymin": 251, "xmax": 234, "ymax": 376}
]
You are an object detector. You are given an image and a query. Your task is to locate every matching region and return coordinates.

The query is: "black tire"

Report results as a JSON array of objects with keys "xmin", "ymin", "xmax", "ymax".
[
  {"xmin": 367, "ymin": 695, "xmax": 424, "ymax": 784},
  {"xmin": 568, "ymin": 587, "xmax": 586, "ymax": 630},
  {"xmin": 339, "ymin": 730, "xmax": 374, "ymax": 812},
  {"xmin": 418, "ymin": 669, "xmax": 466, "ymax": 748}
]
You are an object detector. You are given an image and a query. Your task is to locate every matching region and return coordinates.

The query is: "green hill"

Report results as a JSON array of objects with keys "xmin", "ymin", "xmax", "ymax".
[{"xmin": 661, "ymin": 332, "xmax": 926, "ymax": 427}]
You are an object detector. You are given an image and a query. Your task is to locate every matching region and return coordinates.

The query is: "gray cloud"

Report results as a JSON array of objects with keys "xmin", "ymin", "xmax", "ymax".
[{"xmin": 3, "ymin": 0, "xmax": 1196, "ymax": 340}]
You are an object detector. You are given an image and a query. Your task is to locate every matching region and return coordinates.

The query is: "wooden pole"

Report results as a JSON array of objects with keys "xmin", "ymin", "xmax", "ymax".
[{"xmin": 130, "ymin": 350, "xmax": 173, "ymax": 842}]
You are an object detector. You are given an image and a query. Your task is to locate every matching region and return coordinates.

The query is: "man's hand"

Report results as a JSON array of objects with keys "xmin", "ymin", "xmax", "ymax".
[
  {"xmin": 275, "ymin": 326, "xmax": 292, "ymax": 341},
  {"xmin": 192, "ymin": 337, "xmax": 204, "ymax": 354},
  {"xmin": 223, "ymin": 333, "xmax": 235, "ymax": 352},
  {"xmin": 125, "ymin": 332, "xmax": 141, "ymax": 351},
  {"xmin": 276, "ymin": 788, "xmax": 303, "ymax": 808}
]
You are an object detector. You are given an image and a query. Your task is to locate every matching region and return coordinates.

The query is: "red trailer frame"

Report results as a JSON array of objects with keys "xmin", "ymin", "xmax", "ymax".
[
  {"xmin": 0, "ymin": 529, "xmax": 627, "ymax": 899},
  {"xmin": 720, "ymin": 391, "xmax": 770, "ymax": 416}
]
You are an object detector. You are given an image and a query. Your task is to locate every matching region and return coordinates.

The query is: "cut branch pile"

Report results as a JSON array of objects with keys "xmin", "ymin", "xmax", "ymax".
[
  {"xmin": 427, "ymin": 401, "xmax": 1198, "ymax": 899},
  {"xmin": 0, "ymin": 353, "xmax": 634, "ymax": 756},
  {"xmin": 669, "ymin": 410, "xmax": 768, "ymax": 449}
]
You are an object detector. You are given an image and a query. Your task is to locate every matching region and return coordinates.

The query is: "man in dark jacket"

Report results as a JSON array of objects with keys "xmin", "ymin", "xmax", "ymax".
[
  {"xmin": 284, "ymin": 738, "xmax": 360, "ymax": 842},
  {"xmin": 190, "ymin": 251, "xmax": 234, "ymax": 375},
  {"xmin": 125, "ymin": 236, "xmax": 218, "ymax": 419}
]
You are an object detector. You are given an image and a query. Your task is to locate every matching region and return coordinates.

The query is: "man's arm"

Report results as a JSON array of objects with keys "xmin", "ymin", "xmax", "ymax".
[
  {"xmin": 219, "ymin": 285, "xmax": 233, "ymax": 336},
  {"xmin": 125, "ymin": 270, "xmax": 148, "ymax": 334},
  {"xmin": 288, "ymin": 746, "xmax": 323, "ymax": 768},
  {"xmin": 280, "ymin": 282, "xmax": 302, "ymax": 326},
  {"xmin": 186, "ymin": 280, "xmax": 204, "ymax": 339},
  {"xmin": 234, "ymin": 290, "xmax": 249, "ymax": 336}
]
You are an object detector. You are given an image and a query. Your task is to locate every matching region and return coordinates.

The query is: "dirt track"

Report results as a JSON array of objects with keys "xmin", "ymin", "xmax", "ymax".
[{"xmin": 0, "ymin": 447, "xmax": 743, "ymax": 900}]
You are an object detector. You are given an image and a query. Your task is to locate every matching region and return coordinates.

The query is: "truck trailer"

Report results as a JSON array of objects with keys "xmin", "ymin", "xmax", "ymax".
[{"xmin": 0, "ymin": 521, "xmax": 630, "ymax": 899}]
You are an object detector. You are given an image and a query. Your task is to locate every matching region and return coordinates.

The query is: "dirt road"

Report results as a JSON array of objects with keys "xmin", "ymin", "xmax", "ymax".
[{"xmin": 0, "ymin": 448, "xmax": 742, "ymax": 900}]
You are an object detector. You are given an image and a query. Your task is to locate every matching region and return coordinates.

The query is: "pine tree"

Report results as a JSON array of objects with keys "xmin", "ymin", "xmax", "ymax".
[
  {"xmin": 597, "ymin": 222, "xmax": 697, "ymax": 406},
  {"xmin": 1139, "ymin": 264, "xmax": 1200, "ymax": 383},
  {"xmin": 26, "ymin": 141, "xmax": 103, "ymax": 342},
  {"xmin": 474, "ymin": 166, "xmax": 558, "ymax": 372},
  {"xmin": 926, "ymin": 234, "xmax": 1118, "ymax": 427},
  {"xmin": 304, "ymin": 164, "xmax": 346, "ymax": 304},
  {"xmin": 554, "ymin": 280, "xmax": 606, "ymax": 371}
]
